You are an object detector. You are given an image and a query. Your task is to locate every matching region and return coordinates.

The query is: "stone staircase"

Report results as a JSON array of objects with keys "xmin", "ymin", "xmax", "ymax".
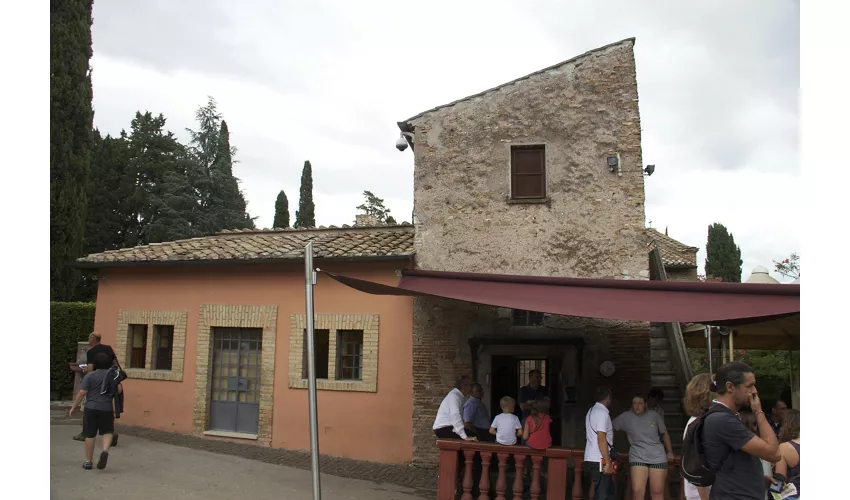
[{"xmin": 649, "ymin": 323, "xmax": 688, "ymax": 452}]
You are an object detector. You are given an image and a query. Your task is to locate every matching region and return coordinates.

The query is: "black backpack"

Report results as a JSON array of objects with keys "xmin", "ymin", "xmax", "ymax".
[{"xmin": 680, "ymin": 404, "xmax": 732, "ymax": 487}]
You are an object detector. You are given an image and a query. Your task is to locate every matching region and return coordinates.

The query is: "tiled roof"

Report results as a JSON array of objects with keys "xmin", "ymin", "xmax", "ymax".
[
  {"xmin": 645, "ymin": 228, "xmax": 698, "ymax": 268},
  {"xmin": 76, "ymin": 224, "xmax": 415, "ymax": 267}
]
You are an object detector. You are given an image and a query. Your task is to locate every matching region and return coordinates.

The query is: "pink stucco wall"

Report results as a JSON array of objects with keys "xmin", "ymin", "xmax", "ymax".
[{"xmin": 93, "ymin": 261, "xmax": 414, "ymax": 463}]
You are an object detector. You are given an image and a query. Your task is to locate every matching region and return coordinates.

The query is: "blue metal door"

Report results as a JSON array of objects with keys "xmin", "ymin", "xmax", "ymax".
[{"xmin": 209, "ymin": 327, "xmax": 262, "ymax": 434}]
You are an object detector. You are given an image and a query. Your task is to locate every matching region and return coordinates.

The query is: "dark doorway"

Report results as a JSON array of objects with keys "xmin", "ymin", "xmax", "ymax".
[{"xmin": 491, "ymin": 355, "xmax": 562, "ymax": 446}]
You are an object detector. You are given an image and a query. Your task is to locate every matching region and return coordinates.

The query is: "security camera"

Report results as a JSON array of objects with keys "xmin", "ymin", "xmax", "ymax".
[{"xmin": 395, "ymin": 132, "xmax": 414, "ymax": 152}]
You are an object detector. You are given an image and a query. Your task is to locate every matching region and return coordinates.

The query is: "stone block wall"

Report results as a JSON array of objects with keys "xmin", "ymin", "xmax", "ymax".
[
  {"xmin": 406, "ymin": 38, "xmax": 647, "ymax": 280},
  {"xmin": 405, "ymin": 39, "xmax": 652, "ymax": 464}
]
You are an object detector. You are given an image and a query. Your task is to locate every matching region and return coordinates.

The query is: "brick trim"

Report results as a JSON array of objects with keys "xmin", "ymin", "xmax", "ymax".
[
  {"xmin": 288, "ymin": 313, "xmax": 379, "ymax": 393},
  {"xmin": 115, "ymin": 310, "xmax": 188, "ymax": 382},
  {"xmin": 192, "ymin": 304, "xmax": 278, "ymax": 445}
]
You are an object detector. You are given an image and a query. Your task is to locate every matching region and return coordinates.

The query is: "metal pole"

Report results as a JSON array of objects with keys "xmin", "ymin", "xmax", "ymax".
[
  {"xmin": 304, "ymin": 242, "xmax": 322, "ymax": 500},
  {"xmin": 729, "ymin": 329, "xmax": 734, "ymax": 361},
  {"xmin": 705, "ymin": 325, "xmax": 712, "ymax": 374}
]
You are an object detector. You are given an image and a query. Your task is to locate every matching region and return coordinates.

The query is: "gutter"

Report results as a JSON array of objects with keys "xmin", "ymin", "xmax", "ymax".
[{"xmin": 73, "ymin": 254, "xmax": 414, "ymax": 270}]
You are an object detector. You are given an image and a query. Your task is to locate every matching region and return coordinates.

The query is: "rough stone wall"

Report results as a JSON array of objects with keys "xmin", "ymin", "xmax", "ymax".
[
  {"xmin": 407, "ymin": 39, "xmax": 651, "ymax": 465},
  {"xmin": 409, "ymin": 38, "xmax": 646, "ymax": 279},
  {"xmin": 667, "ymin": 268, "xmax": 699, "ymax": 282}
]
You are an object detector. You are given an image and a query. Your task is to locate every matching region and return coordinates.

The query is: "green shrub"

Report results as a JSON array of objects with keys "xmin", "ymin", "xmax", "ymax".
[{"xmin": 50, "ymin": 301, "xmax": 96, "ymax": 399}]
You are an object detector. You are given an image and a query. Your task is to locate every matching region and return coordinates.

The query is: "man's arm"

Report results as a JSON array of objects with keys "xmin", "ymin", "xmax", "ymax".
[
  {"xmin": 70, "ymin": 374, "xmax": 89, "ymax": 416},
  {"xmin": 740, "ymin": 406, "xmax": 781, "ymax": 463},
  {"xmin": 70, "ymin": 389, "xmax": 87, "ymax": 413},
  {"xmin": 449, "ymin": 395, "xmax": 473, "ymax": 440},
  {"xmin": 597, "ymin": 432, "xmax": 613, "ymax": 473}
]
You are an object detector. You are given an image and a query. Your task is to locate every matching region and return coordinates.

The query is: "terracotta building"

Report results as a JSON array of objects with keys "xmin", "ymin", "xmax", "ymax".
[{"xmin": 77, "ymin": 38, "xmax": 700, "ymax": 465}]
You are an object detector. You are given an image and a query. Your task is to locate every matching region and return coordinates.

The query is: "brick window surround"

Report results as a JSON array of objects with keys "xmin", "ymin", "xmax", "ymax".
[
  {"xmin": 192, "ymin": 305, "xmax": 278, "ymax": 444},
  {"xmin": 115, "ymin": 310, "xmax": 188, "ymax": 382},
  {"xmin": 288, "ymin": 314, "xmax": 379, "ymax": 393}
]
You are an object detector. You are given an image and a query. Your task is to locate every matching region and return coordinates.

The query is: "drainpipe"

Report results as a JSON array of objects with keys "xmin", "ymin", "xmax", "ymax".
[{"xmin": 705, "ymin": 325, "xmax": 712, "ymax": 374}]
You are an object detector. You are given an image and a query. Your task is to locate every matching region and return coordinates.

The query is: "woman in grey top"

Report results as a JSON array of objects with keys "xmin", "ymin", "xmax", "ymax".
[{"xmin": 613, "ymin": 395, "xmax": 675, "ymax": 500}]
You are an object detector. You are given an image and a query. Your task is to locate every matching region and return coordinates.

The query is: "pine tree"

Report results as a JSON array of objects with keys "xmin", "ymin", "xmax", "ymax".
[
  {"xmin": 294, "ymin": 161, "xmax": 315, "ymax": 228},
  {"xmin": 273, "ymin": 190, "xmax": 290, "ymax": 228},
  {"xmin": 123, "ymin": 112, "xmax": 201, "ymax": 245},
  {"xmin": 356, "ymin": 190, "xmax": 396, "ymax": 224},
  {"xmin": 704, "ymin": 223, "xmax": 743, "ymax": 283},
  {"xmin": 187, "ymin": 100, "xmax": 255, "ymax": 232},
  {"xmin": 50, "ymin": 0, "xmax": 94, "ymax": 300}
]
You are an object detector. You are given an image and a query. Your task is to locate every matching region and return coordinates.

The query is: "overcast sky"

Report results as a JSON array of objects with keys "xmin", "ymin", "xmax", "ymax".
[{"xmin": 89, "ymin": 0, "xmax": 799, "ymax": 282}]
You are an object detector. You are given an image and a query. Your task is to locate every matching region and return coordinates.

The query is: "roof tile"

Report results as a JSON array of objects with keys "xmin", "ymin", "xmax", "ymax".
[
  {"xmin": 77, "ymin": 224, "xmax": 415, "ymax": 266},
  {"xmin": 645, "ymin": 228, "xmax": 698, "ymax": 268}
]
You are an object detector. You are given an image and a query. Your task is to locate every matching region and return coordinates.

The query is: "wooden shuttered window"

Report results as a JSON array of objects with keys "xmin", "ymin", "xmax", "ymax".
[{"xmin": 511, "ymin": 145, "xmax": 546, "ymax": 199}]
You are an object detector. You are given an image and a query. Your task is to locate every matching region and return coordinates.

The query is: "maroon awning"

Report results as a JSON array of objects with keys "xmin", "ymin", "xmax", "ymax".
[{"xmin": 324, "ymin": 269, "xmax": 800, "ymax": 324}]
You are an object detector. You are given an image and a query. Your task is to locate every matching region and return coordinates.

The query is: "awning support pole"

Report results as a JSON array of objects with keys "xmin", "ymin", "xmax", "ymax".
[
  {"xmin": 705, "ymin": 325, "xmax": 712, "ymax": 373},
  {"xmin": 304, "ymin": 242, "xmax": 322, "ymax": 500},
  {"xmin": 729, "ymin": 330, "xmax": 734, "ymax": 361}
]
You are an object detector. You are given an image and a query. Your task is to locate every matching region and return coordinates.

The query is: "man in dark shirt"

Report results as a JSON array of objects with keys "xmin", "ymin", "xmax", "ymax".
[
  {"xmin": 702, "ymin": 362, "xmax": 781, "ymax": 500},
  {"xmin": 518, "ymin": 369, "xmax": 547, "ymax": 421},
  {"xmin": 73, "ymin": 333, "xmax": 120, "ymax": 445}
]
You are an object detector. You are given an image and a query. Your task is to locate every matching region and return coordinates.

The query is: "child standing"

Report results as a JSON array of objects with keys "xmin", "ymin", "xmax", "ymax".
[
  {"xmin": 523, "ymin": 396, "xmax": 553, "ymax": 450},
  {"xmin": 490, "ymin": 396, "xmax": 523, "ymax": 445}
]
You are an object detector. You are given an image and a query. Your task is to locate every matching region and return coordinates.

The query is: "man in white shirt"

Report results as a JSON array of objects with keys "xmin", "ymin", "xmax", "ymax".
[
  {"xmin": 433, "ymin": 376, "xmax": 478, "ymax": 441},
  {"xmin": 584, "ymin": 386, "xmax": 616, "ymax": 500}
]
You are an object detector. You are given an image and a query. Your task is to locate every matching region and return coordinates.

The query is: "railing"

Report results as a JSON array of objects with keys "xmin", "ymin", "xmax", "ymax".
[
  {"xmin": 437, "ymin": 440, "xmax": 682, "ymax": 500},
  {"xmin": 649, "ymin": 247, "xmax": 693, "ymax": 394}
]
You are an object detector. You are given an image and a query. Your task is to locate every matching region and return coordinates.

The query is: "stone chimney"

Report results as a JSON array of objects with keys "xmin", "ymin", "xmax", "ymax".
[{"xmin": 354, "ymin": 214, "xmax": 381, "ymax": 227}]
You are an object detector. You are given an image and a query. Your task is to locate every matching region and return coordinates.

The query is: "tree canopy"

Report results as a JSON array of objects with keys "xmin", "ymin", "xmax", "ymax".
[
  {"xmin": 704, "ymin": 223, "xmax": 742, "ymax": 283},
  {"xmin": 50, "ymin": 0, "xmax": 94, "ymax": 300},
  {"xmin": 294, "ymin": 161, "xmax": 315, "ymax": 228},
  {"xmin": 273, "ymin": 190, "xmax": 290, "ymax": 228},
  {"xmin": 356, "ymin": 190, "xmax": 397, "ymax": 225}
]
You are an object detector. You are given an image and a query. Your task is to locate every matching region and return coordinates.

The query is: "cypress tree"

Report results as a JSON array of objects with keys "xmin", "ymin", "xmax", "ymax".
[
  {"xmin": 273, "ymin": 190, "xmax": 290, "ymax": 228},
  {"xmin": 704, "ymin": 223, "xmax": 743, "ymax": 283},
  {"xmin": 50, "ymin": 0, "xmax": 94, "ymax": 300},
  {"xmin": 209, "ymin": 120, "xmax": 253, "ymax": 230},
  {"xmin": 77, "ymin": 130, "xmax": 130, "ymax": 300},
  {"xmin": 294, "ymin": 161, "xmax": 315, "ymax": 228}
]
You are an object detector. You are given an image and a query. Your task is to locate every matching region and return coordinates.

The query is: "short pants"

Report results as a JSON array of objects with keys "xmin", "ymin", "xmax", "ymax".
[{"xmin": 82, "ymin": 409, "xmax": 115, "ymax": 438}]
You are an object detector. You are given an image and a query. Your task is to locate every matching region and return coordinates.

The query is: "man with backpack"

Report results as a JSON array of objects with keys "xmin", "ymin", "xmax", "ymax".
[{"xmin": 681, "ymin": 362, "xmax": 781, "ymax": 500}]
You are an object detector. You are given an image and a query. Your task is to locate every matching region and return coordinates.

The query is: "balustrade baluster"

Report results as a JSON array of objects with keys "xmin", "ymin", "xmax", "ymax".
[
  {"xmin": 513, "ymin": 453, "xmax": 527, "ymax": 499},
  {"xmin": 495, "ymin": 452, "xmax": 509, "ymax": 500},
  {"xmin": 478, "ymin": 451, "xmax": 492, "ymax": 500},
  {"xmin": 461, "ymin": 449, "xmax": 475, "ymax": 500},
  {"xmin": 530, "ymin": 455, "xmax": 543, "ymax": 500},
  {"xmin": 571, "ymin": 453, "xmax": 583, "ymax": 500}
]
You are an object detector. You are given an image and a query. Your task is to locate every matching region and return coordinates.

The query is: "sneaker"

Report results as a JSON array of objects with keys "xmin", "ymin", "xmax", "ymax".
[
  {"xmin": 72, "ymin": 433, "xmax": 86, "ymax": 442},
  {"xmin": 111, "ymin": 435, "xmax": 118, "ymax": 447},
  {"xmin": 96, "ymin": 451, "xmax": 109, "ymax": 470},
  {"xmin": 82, "ymin": 461, "xmax": 93, "ymax": 470}
]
